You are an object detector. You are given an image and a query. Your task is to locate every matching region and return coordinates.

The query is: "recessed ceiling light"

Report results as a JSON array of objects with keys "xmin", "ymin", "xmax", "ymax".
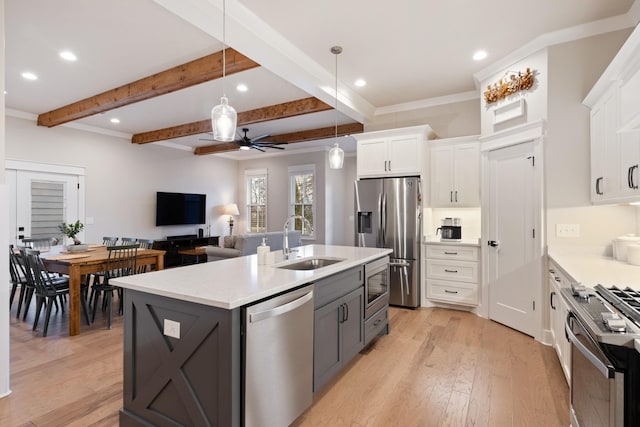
[
  {"xmin": 473, "ymin": 50, "xmax": 488, "ymax": 61},
  {"xmin": 110, "ymin": 118, "xmax": 120, "ymax": 124},
  {"xmin": 236, "ymin": 84, "xmax": 248, "ymax": 92},
  {"xmin": 355, "ymin": 79, "xmax": 366, "ymax": 87},
  {"xmin": 21, "ymin": 72, "xmax": 38, "ymax": 81},
  {"xmin": 59, "ymin": 51, "xmax": 77, "ymax": 61}
]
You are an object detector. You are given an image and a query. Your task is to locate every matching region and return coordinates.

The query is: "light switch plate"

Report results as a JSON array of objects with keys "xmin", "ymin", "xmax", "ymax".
[
  {"xmin": 556, "ymin": 224, "xmax": 580, "ymax": 238},
  {"xmin": 163, "ymin": 319, "xmax": 180, "ymax": 339}
]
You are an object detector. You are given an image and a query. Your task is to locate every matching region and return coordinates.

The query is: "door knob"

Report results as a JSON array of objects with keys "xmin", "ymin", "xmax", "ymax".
[{"xmin": 487, "ymin": 240, "xmax": 499, "ymax": 247}]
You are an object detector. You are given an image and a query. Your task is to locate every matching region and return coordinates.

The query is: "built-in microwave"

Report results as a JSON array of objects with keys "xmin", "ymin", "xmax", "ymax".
[{"xmin": 364, "ymin": 256, "xmax": 390, "ymax": 318}]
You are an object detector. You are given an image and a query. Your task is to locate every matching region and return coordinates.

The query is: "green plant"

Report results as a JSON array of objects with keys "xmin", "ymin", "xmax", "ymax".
[{"xmin": 59, "ymin": 220, "xmax": 84, "ymax": 244}]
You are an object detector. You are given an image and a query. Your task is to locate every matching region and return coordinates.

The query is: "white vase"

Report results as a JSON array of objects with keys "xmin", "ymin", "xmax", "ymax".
[{"xmin": 68, "ymin": 244, "xmax": 89, "ymax": 252}]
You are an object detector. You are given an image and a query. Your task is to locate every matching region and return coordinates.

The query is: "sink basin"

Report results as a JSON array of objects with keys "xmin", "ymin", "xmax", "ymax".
[{"xmin": 277, "ymin": 257, "xmax": 345, "ymax": 271}]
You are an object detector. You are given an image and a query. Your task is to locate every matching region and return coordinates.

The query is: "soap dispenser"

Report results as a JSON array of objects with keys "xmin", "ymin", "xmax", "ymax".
[{"xmin": 257, "ymin": 237, "xmax": 270, "ymax": 265}]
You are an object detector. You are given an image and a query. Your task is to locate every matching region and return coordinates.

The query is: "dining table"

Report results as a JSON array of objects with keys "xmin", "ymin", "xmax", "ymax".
[{"xmin": 41, "ymin": 244, "xmax": 166, "ymax": 336}]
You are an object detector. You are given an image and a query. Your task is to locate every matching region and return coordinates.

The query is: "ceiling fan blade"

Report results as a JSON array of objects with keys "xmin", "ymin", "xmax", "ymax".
[
  {"xmin": 252, "ymin": 146, "xmax": 266, "ymax": 152},
  {"xmin": 250, "ymin": 134, "xmax": 271, "ymax": 143}
]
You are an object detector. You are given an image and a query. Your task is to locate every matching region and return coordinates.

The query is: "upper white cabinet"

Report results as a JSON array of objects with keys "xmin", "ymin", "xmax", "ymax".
[
  {"xmin": 355, "ymin": 125, "xmax": 436, "ymax": 178},
  {"xmin": 429, "ymin": 136, "xmax": 480, "ymax": 207},
  {"xmin": 584, "ymin": 24, "xmax": 640, "ymax": 204}
]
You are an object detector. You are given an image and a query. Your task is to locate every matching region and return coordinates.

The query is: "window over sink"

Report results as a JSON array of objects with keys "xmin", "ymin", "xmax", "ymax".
[
  {"xmin": 245, "ymin": 168, "xmax": 267, "ymax": 233},
  {"xmin": 289, "ymin": 164, "xmax": 315, "ymax": 238}
]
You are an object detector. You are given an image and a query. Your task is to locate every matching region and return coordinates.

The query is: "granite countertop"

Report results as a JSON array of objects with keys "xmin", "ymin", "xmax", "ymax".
[
  {"xmin": 423, "ymin": 237, "xmax": 481, "ymax": 247},
  {"xmin": 548, "ymin": 246, "xmax": 640, "ymax": 290},
  {"xmin": 113, "ymin": 244, "xmax": 392, "ymax": 309}
]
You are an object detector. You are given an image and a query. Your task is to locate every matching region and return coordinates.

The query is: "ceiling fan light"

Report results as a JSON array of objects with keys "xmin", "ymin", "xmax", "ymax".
[
  {"xmin": 239, "ymin": 145, "xmax": 251, "ymax": 151},
  {"xmin": 211, "ymin": 95, "xmax": 237, "ymax": 142},
  {"xmin": 329, "ymin": 142, "xmax": 344, "ymax": 169}
]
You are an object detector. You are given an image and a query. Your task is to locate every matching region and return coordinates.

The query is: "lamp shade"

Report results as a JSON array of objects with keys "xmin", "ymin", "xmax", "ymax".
[
  {"xmin": 211, "ymin": 96, "xmax": 237, "ymax": 142},
  {"xmin": 223, "ymin": 203, "xmax": 240, "ymax": 216},
  {"xmin": 328, "ymin": 142, "xmax": 344, "ymax": 169}
]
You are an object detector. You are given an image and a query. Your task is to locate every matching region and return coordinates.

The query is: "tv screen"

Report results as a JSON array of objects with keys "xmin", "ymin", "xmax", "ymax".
[{"xmin": 156, "ymin": 192, "xmax": 206, "ymax": 226}]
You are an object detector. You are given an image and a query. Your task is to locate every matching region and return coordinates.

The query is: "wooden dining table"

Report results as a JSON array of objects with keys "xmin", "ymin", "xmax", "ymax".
[{"xmin": 42, "ymin": 245, "xmax": 166, "ymax": 336}]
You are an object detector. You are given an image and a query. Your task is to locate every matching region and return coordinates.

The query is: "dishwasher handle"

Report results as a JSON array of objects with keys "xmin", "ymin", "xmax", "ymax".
[{"xmin": 250, "ymin": 290, "xmax": 314, "ymax": 323}]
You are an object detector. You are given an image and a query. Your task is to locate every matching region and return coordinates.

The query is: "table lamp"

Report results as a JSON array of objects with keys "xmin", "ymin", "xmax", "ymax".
[{"xmin": 223, "ymin": 203, "xmax": 240, "ymax": 235}]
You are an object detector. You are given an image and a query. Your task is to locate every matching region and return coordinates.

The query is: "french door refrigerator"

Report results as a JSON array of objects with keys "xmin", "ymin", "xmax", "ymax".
[{"xmin": 355, "ymin": 177, "xmax": 421, "ymax": 308}]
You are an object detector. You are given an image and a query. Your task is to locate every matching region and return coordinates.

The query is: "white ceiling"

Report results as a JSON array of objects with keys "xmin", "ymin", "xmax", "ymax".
[{"xmin": 5, "ymin": 0, "xmax": 638, "ymax": 160}]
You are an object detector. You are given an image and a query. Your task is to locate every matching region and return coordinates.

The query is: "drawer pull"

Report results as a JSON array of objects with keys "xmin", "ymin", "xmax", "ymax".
[
  {"xmin": 444, "ymin": 269, "xmax": 458, "ymax": 273},
  {"xmin": 373, "ymin": 319, "xmax": 381, "ymax": 326},
  {"xmin": 444, "ymin": 251, "xmax": 458, "ymax": 255},
  {"xmin": 445, "ymin": 290, "xmax": 458, "ymax": 294}
]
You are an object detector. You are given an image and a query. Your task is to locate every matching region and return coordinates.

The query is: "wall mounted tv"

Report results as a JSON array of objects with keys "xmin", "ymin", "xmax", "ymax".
[{"xmin": 156, "ymin": 192, "xmax": 206, "ymax": 226}]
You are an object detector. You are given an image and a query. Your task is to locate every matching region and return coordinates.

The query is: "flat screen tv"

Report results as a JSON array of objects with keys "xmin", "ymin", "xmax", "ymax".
[{"xmin": 156, "ymin": 192, "xmax": 206, "ymax": 226}]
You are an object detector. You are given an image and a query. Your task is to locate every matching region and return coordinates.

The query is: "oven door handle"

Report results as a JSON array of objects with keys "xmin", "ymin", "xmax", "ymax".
[{"xmin": 565, "ymin": 312, "xmax": 616, "ymax": 379}]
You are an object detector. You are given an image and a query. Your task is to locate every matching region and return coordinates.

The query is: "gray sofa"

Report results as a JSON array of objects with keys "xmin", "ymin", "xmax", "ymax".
[{"xmin": 206, "ymin": 230, "xmax": 302, "ymax": 262}]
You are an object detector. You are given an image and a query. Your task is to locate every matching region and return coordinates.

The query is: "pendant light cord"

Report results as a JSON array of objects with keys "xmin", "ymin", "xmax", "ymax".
[
  {"xmin": 222, "ymin": 0, "xmax": 227, "ymax": 96},
  {"xmin": 331, "ymin": 46, "xmax": 342, "ymax": 140}
]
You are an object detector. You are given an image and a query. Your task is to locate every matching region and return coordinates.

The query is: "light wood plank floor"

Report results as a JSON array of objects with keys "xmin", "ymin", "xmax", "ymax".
[{"xmin": 1, "ymin": 301, "xmax": 569, "ymax": 427}]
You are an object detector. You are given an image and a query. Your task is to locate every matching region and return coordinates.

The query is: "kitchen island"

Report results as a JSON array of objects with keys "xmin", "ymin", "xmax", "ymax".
[{"xmin": 114, "ymin": 244, "xmax": 391, "ymax": 427}]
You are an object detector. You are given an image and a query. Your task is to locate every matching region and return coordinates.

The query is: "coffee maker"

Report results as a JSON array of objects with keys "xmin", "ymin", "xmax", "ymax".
[{"xmin": 436, "ymin": 217, "xmax": 462, "ymax": 241}]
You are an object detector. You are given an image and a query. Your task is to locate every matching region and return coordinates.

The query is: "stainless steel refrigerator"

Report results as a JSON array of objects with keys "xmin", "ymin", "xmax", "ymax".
[{"xmin": 354, "ymin": 177, "xmax": 421, "ymax": 308}]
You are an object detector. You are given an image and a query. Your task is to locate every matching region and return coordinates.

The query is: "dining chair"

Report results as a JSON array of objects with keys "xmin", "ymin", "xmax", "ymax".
[
  {"xmin": 120, "ymin": 237, "xmax": 137, "ymax": 245},
  {"xmin": 86, "ymin": 236, "xmax": 120, "ymax": 302},
  {"xmin": 22, "ymin": 237, "xmax": 54, "ymax": 251},
  {"xmin": 135, "ymin": 239, "xmax": 155, "ymax": 273},
  {"xmin": 102, "ymin": 236, "xmax": 119, "ymax": 246},
  {"xmin": 9, "ymin": 245, "xmax": 31, "ymax": 318},
  {"xmin": 90, "ymin": 243, "xmax": 139, "ymax": 329},
  {"xmin": 22, "ymin": 248, "xmax": 91, "ymax": 336}
]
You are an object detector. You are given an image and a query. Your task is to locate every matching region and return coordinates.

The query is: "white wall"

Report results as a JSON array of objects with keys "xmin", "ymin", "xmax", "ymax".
[
  {"xmin": 324, "ymin": 154, "xmax": 356, "ymax": 246},
  {"xmin": 1, "ymin": 0, "xmax": 11, "ymax": 399},
  {"xmin": 5, "ymin": 116, "xmax": 238, "ymax": 242},
  {"xmin": 366, "ymin": 99, "xmax": 480, "ymax": 138}
]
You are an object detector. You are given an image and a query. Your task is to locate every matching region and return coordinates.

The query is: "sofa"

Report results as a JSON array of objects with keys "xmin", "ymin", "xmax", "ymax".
[{"xmin": 205, "ymin": 230, "xmax": 302, "ymax": 262}]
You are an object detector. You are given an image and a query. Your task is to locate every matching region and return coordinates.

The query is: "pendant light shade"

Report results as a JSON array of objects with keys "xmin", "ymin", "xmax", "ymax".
[
  {"xmin": 329, "ymin": 142, "xmax": 344, "ymax": 169},
  {"xmin": 329, "ymin": 45, "xmax": 344, "ymax": 169},
  {"xmin": 211, "ymin": 0, "xmax": 237, "ymax": 142},
  {"xmin": 211, "ymin": 96, "xmax": 237, "ymax": 142}
]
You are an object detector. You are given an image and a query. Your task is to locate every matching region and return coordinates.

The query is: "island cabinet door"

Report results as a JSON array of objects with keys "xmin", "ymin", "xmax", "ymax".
[
  {"xmin": 341, "ymin": 287, "xmax": 365, "ymax": 363},
  {"xmin": 120, "ymin": 290, "xmax": 241, "ymax": 427}
]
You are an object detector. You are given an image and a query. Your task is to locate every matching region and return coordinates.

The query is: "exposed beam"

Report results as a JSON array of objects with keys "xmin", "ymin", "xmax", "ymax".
[
  {"xmin": 37, "ymin": 48, "xmax": 259, "ymax": 127},
  {"xmin": 194, "ymin": 123, "xmax": 364, "ymax": 155},
  {"xmin": 131, "ymin": 97, "xmax": 332, "ymax": 144}
]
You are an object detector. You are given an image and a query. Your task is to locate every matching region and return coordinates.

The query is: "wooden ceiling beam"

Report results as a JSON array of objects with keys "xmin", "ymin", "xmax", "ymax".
[
  {"xmin": 37, "ymin": 48, "xmax": 259, "ymax": 127},
  {"xmin": 194, "ymin": 122, "xmax": 364, "ymax": 155},
  {"xmin": 131, "ymin": 97, "xmax": 332, "ymax": 144}
]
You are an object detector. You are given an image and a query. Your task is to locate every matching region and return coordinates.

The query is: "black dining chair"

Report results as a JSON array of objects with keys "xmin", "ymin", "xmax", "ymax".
[
  {"xmin": 90, "ymin": 244, "xmax": 139, "ymax": 329},
  {"xmin": 9, "ymin": 245, "xmax": 31, "ymax": 318},
  {"xmin": 22, "ymin": 248, "xmax": 91, "ymax": 336},
  {"xmin": 135, "ymin": 239, "xmax": 155, "ymax": 273},
  {"xmin": 22, "ymin": 237, "xmax": 54, "ymax": 251},
  {"xmin": 120, "ymin": 237, "xmax": 137, "ymax": 245}
]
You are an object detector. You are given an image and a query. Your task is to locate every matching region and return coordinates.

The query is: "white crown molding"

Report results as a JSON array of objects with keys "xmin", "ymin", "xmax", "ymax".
[
  {"xmin": 473, "ymin": 13, "xmax": 636, "ymax": 86},
  {"xmin": 629, "ymin": 0, "xmax": 640, "ymax": 24},
  {"xmin": 374, "ymin": 91, "xmax": 478, "ymax": 116}
]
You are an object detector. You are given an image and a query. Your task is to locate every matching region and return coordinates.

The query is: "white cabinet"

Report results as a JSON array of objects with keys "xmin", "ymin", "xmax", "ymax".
[
  {"xmin": 355, "ymin": 125, "xmax": 436, "ymax": 178},
  {"xmin": 430, "ymin": 136, "xmax": 480, "ymax": 207},
  {"xmin": 548, "ymin": 260, "xmax": 571, "ymax": 384},
  {"xmin": 425, "ymin": 243, "xmax": 479, "ymax": 306}
]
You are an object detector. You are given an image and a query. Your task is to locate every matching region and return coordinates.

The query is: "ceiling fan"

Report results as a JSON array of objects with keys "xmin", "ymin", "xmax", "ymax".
[{"xmin": 200, "ymin": 128, "xmax": 286, "ymax": 152}]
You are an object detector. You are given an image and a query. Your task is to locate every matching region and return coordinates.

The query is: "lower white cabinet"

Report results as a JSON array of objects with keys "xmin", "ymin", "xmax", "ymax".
[
  {"xmin": 425, "ymin": 243, "xmax": 480, "ymax": 306},
  {"xmin": 548, "ymin": 260, "xmax": 571, "ymax": 384}
]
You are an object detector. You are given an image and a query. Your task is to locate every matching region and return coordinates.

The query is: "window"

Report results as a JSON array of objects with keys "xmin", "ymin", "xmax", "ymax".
[
  {"xmin": 245, "ymin": 169, "xmax": 267, "ymax": 233},
  {"xmin": 289, "ymin": 165, "xmax": 315, "ymax": 238}
]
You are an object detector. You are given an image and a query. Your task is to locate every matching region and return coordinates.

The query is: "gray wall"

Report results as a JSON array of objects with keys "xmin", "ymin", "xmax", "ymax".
[{"xmin": 5, "ymin": 116, "xmax": 238, "ymax": 242}]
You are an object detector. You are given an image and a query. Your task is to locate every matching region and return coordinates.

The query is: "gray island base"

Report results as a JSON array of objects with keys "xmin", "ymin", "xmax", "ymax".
[{"xmin": 114, "ymin": 244, "xmax": 392, "ymax": 427}]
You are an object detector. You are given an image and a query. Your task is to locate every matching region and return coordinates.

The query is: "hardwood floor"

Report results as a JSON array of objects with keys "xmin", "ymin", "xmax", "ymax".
[{"xmin": 1, "ymin": 301, "xmax": 569, "ymax": 427}]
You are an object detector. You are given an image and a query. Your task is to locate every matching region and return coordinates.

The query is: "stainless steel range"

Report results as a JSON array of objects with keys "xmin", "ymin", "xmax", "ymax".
[{"xmin": 562, "ymin": 284, "xmax": 640, "ymax": 427}]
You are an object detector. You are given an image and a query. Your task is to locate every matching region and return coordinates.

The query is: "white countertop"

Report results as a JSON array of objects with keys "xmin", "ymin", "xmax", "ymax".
[
  {"xmin": 113, "ymin": 244, "xmax": 392, "ymax": 310},
  {"xmin": 423, "ymin": 237, "xmax": 481, "ymax": 247},
  {"xmin": 548, "ymin": 246, "xmax": 640, "ymax": 290}
]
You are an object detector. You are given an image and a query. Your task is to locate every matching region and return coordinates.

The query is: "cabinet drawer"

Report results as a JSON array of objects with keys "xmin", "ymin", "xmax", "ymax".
[
  {"xmin": 427, "ymin": 280, "xmax": 478, "ymax": 306},
  {"xmin": 426, "ymin": 244, "xmax": 478, "ymax": 261},
  {"xmin": 364, "ymin": 306, "xmax": 388, "ymax": 345},
  {"xmin": 314, "ymin": 267, "xmax": 364, "ymax": 309},
  {"xmin": 426, "ymin": 259, "xmax": 478, "ymax": 283}
]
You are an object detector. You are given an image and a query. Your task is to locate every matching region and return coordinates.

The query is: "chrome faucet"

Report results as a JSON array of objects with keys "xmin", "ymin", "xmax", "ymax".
[{"xmin": 283, "ymin": 215, "xmax": 313, "ymax": 259}]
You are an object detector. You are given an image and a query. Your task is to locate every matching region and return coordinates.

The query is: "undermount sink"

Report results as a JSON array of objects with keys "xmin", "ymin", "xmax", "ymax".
[{"xmin": 277, "ymin": 257, "xmax": 345, "ymax": 271}]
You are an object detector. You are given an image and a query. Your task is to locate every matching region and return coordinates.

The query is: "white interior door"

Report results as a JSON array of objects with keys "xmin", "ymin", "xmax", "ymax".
[
  {"xmin": 9, "ymin": 170, "xmax": 81, "ymax": 246},
  {"xmin": 486, "ymin": 141, "xmax": 538, "ymax": 337}
]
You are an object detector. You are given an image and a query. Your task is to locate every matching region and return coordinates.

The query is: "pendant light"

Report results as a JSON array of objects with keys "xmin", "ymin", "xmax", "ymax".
[
  {"xmin": 211, "ymin": 0, "xmax": 237, "ymax": 142},
  {"xmin": 328, "ymin": 46, "xmax": 345, "ymax": 169}
]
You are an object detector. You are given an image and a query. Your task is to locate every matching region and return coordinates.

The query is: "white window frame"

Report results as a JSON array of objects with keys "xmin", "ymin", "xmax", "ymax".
[
  {"xmin": 288, "ymin": 164, "xmax": 315, "ymax": 239},
  {"xmin": 245, "ymin": 168, "xmax": 268, "ymax": 233}
]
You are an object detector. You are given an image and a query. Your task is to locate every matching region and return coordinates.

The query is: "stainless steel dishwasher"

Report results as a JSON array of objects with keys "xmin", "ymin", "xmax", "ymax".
[{"xmin": 244, "ymin": 285, "xmax": 314, "ymax": 427}]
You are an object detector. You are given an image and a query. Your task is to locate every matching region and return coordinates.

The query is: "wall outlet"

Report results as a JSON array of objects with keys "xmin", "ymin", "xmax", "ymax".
[
  {"xmin": 556, "ymin": 223, "xmax": 580, "ymax": 238},
  {"xmin": 163, "ymin": 319, "xmax": 181, "ymax": 339}
]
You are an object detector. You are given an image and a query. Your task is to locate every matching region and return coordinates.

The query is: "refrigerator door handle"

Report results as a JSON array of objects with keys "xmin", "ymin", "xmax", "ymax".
[
  {"xmin": 381, "ymin": 192, "xmax": 387, "ymax": 246},
  {"xmin": 377, "ymin": 192, "xmax": 384, "ymax": 247}
]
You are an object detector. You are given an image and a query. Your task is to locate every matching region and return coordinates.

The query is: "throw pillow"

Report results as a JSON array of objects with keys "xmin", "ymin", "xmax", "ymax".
[
  {"xmin": 234, "ymin": 237, "xmax": 244, "ymax": 252},
  {"xmin": 223, "ymin": 236, "xmax": 236, "ymax": 248}
]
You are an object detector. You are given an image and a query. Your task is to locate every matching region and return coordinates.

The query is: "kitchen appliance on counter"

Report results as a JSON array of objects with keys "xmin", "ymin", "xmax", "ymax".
[
  {"xmin": 436, "ymin": 217, "xmax": 462, "ymax": 241},
  {"xmin": 355, "ymin": 177, "xmax": 421, "ymax": 308},
  {"xmin": 562, "ymin": 283, "xmax": 640, "ymax": 427}
]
